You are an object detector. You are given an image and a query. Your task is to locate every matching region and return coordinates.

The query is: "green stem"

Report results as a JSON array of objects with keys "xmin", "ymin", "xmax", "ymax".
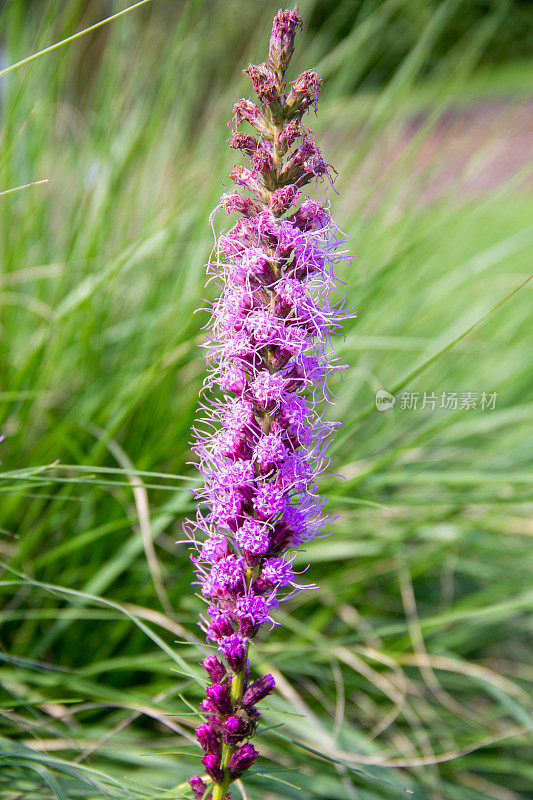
[
  {"xmin": 212, "ymin": 743, "xmax": 233, "ymax": 800},
  {"xmin": 230, "ymin": 667, "xmax": 246, "ymax": 705}
]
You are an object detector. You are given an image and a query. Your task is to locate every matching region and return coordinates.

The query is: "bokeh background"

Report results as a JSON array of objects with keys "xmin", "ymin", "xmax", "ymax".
[{"xmin": 1, "ymin": 1, "xmax": 532, "ymax": 798}]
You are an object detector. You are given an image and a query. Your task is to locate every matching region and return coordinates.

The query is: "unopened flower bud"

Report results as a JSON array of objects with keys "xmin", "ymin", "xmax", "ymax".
[
  {"xmin": 195, "ymin": 722, "xmax": 221, "ymax": 755},
  {"xmin": 206, "ymin": 683, "xmax": 233, "ymax": 716},
  {"xmin": 223, "ymin": 714, "xmax": 244, "ymax": 744},
  {"xmin": 228, "ymin": 742, "xmax": 259, "ymax": 778},
  {"xmin": 242, "ymin": 673, "xmax": 276, "ymax": 706},
  {"xmin": 208, "ymin": 612, "xmax": 234, "ymax": 641},
  {"xmin": 287, "ymin": 69, "xmax": 321, "ymax": 115},
  {"xmin": 243, "ymin": 62, "xmax": 280, "ymax": 106},
  {"xmin": 201, "ymin": 654, "xmax": 227, "ymax": 684},
  {"xmin": 202, "ymin": 751, "xmax": 224, "ymax": 783},
  {"xmin": 270, "ymin": 185, "xmax": 299, "ymax": 215},
  {"xmin": 188, "ymin": 775, "xmax": 207, "ymax": 800},
  {"xmin": 269, "ymin": 6, "xmax": 304, "ymax": 75},
  {"xmin": 199, "ymin": 698, "xmax": 220, "ymax": 728},
  {"xmin": 230, "ymin": 131, "xmax": 259, "ymax": 156}
]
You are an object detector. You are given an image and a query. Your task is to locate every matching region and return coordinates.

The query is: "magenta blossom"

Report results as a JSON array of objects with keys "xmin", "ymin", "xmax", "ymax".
[{"xmin": 185, "ymin": 6, "xmax": 351, "ymax": 799}]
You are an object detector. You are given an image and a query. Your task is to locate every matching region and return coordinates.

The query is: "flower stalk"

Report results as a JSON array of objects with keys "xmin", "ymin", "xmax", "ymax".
[{"xmin": 186, "ymin": 7, "xmax": 350, "ymax": 799}]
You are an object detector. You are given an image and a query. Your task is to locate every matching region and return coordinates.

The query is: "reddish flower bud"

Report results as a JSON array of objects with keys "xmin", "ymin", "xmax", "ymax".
[
  {"xmin": 293, "ymin": 68, "xmax": 321, "ymax": 95},
  {"xmin": 270, "ymin": 185, "xmax": 299, "ymax": 215},
  {"xmin": 199, "ymin": 699, "xmax": 221, "ymax": 731},
  {"xmin": 202, "ymin": 751, "xmax": 224, "ymax": 783},
  {"xmin": 195, "ymin": 722, "xmax": 221, "ymax": 755},
  {"xmin": 202, "ymin": 654, "xmax": 227, "ymax": 684},
  {"xmin": 218, "ymin": 632, "xmax": 247, "ymax": 673},
  {"xmin": 269, "ymin": 6, "xmax": 304, "ymax": 75},
  {"xmin": 284, "ymin": 139, "xmax": 317, "ymax": 171},
  {"xmin": 287, "ymin": 69, "xmax": 321, "ymax": 114},
  {"xmin": 206, "ymin": 682, "xmax": 233, "ymax": 716},
  {"xmin": 188, "ymin": 775, "xmax": 207, "ymax": 800},
  {"xmin": 251, "ymin": 146, "xmax": 274, "ymax": 174},
  {"xmin": 292, "ymin": 199, "xmax": 329, "ymax": 232},
  {"xmin": 208, "ymin": 612, "xmax": 235, "ymax": 641},
  {"xmin": 228, "ymin": 742, "xmax": 259, "ymax": 778},
  {"xmin": 224, "ymin": 707, "xmax": 259, "ymax": 744},
  {"xmin": 229, "ymin": 98, "xmax": 269, "ymax": 134},
  {"xmin": 220, "ymin": 192, "xmax": 261, "ymax": 218},
  {"xmin": 230, "ymin": 131, "xmax": 259, "ymax": 156},
  {"xmin": 229, "ymin": 166, "xmax": 268, "ymax": 200},
  {"xmin": 243, "ymin": 63, "xmax": 280, "ymax": 105},
  {"xmin": 223, "ymin": 714, "xmax": 245, "ymax": 744},
  {"xmin": 279, "ymin": 119, "xmax": 303, "ymax": 149}
]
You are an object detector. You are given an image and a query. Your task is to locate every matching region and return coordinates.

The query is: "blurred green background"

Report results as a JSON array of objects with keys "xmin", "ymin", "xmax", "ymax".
[{"xmin": 0, "ymin": 1, "xmax": 532, "ymax": 798}]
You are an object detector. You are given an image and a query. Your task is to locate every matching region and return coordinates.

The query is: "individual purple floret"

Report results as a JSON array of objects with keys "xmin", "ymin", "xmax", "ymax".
[
  {"xmin": 218, "ymin": 632, "xmax": 247, "ymax": 672},
  {"xmin": 185, "ymin": 6, "xmax": 350, "ymax": 799}
]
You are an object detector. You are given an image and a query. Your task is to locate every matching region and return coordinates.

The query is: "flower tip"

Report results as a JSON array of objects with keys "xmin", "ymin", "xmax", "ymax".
[{"xmin": 269, "ymin": 6, "xmax": 305, "ymax": 75}]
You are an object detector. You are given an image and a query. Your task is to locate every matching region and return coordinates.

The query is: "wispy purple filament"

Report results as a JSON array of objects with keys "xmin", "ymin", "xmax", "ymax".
[{"xmin": 186, "ymin": 7, "xmax": 350, "ymax": 799}]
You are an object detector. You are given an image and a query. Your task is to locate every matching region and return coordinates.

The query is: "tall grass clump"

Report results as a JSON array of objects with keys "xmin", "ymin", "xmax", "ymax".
[{"xmin": 0, "ymin": 2, "xmax": 532, "ymax": 799}]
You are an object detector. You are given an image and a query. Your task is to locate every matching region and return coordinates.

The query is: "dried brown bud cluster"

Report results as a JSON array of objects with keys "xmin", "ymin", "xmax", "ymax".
[{"xmin": 226, "ymin": 6, "xmax": 329, "ymax": 216}]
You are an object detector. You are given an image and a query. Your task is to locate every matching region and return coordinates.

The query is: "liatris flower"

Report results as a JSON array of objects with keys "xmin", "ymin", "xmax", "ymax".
[{"xmin": 186, "ymin": 7, "xmax": 350, "ymax": 799}]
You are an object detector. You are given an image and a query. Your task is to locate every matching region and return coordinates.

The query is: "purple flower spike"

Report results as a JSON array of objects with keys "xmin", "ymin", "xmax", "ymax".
[{"xmin": 186, "ymin": 7, "xmax": 351, "ymax": 797}]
